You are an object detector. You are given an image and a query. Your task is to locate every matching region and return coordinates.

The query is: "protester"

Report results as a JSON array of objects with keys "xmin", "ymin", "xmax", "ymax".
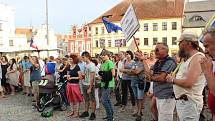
[
  {"xmin": 1, "ymin": 56, "xmax": 10, "ymax": 94},
  {"xmin": 114, "ymin": 51, "xmax": 125, "ymax": 106},
  {"xmin": 29, "ymin": 56, "xmax": 41, "ymax": 105},
  {"xmin": 200, "ymin": 27, "xmax": 215, "ymax": 121},
  {"xmin": 149, "ymin": 42, "xmax": 177, "ymax": 121},
  {"xmin": 166, "ymin": 32, "xmax": 206, "ymax": 121},
  {"xmin": 99, "ymin": 49, "xmax": 115, "ymax": 121},
  {"xmin": 66, "ymin": 54, "xmax": 83, "ymax": 118},
  {"xmin": 58, "ymin": 58, "xmax": 70, "ymax": 83},
  {"xmin": 130, "ymin": 51, "xmax": 150, "ymax": 121},
  {"xmin": 21, "ymin": 56, "xmax": 32, "ymax": 96},
  {"xmin": 0, "ymin": 63, "xmax": 4, "ymax": 98},
  {"xmin": 91, "ymin": 59, "xmax": 101, "ymax": 109},
  {"xmin": 6, "ymin": 58, "xmax": 19, "ymax": 95},
  {"xmin": 79, "ymin": 51, "xmax": 96, "ymax": 120},
  {"xmin": 119, "ymin": 50, "xmax": 136, "ymax": 112}
]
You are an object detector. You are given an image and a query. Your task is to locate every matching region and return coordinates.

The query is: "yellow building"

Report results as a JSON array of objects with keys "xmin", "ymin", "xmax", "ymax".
[{"xmin": 89, "ymin": 0, "xmax": 185, "ymax": 55}]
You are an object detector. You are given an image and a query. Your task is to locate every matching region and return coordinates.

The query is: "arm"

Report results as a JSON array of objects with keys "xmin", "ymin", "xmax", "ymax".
[
  {"xmin": 89, "ymin": 72, "xmax": 95, "ymax": 89},
  {"xmin": 200, "ymin": 56, "xmax": 215, "ymax": 95},
  {"xmin": 29, "ymin": 57, "xmax": 39, "ymax": 68},
  {"xmin": 174, "ymin": 55, "xmax": 203, "ymax": 88},
  {"xmin": 7, "ymin": 64, "xmax": 17, "ymax": 74}
]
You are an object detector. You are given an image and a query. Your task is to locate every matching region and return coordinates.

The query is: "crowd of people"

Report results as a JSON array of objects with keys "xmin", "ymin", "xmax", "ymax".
[{"xmin": 0, "ymin": 27, "xmax": 215, "ymax": 121}]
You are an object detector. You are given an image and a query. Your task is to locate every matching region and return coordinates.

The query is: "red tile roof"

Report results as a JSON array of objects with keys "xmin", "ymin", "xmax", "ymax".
[{"xmin": 89, "ymin": 0, "xmax": 185, "ymax": 24}]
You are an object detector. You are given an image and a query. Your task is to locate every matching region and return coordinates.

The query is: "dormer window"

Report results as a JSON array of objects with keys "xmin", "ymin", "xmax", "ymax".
[{"xmin": 189, "ymin": 15, "xmax": 205, "ymax": 22}]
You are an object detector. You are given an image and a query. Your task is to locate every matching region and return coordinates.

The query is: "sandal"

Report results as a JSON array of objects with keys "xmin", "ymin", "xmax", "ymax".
[
  {"xmin": 71, "ymin": 112, "xmax": 79, "ymax": 118},
  {"xmin": 67, "ymin": 112, "xmax": 74, "ymax": 117}
]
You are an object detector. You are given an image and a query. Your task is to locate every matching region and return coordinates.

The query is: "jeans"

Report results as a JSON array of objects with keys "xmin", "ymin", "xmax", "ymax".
[
  {"xmin": 114, "ymin": 78, "xmax": 122, "ymax": 104},
  {"xmin": 121, "ymin": 80, "xmax": 135, "ymax": 106},
  {"xmin": 102, "ymin": 88, "xmax": 113, "ymax": 120},
  {"xmin": 131, "ymin": 80, "xmax": 145, "ymax": 100}
]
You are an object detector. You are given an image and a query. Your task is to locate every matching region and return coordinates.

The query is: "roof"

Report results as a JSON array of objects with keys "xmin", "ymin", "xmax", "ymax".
[
  {"xmin": 15, "ymin": 28, "xmax": 32, "ymax": 36},
  {"xmin": 89, "ymin": 0, "xmax": 185, "ymax": 24},
  {"xmin": 183, "ymin": 0, "xmax": 215, "ymax": 28},
  {"xmin": 185, "ymin": 0, "xmax": 215, "ymax": 12}
]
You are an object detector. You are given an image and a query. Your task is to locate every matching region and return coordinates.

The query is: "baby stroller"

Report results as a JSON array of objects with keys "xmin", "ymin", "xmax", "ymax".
[{"xmin": 37, "ymin": 74, "xmax": 67, "ymax": 114}]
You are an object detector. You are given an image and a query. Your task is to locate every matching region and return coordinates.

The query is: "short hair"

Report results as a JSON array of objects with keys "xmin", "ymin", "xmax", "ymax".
[
  {"xmin": 24, "ymin": 56, "xmax": 29, "ymax": 60},
  {"xmin": 203, "ymin": 27, "xmax": 215, "ymax": 41},
  {"xmin": 81, "ymin": 51, "xmax": 91, "ymax": 60},
  {"xmin": 49, "ymin": 56, "xmax": 54, "ymax": 61},
  {"xmin": 69, "ymin": 54, "xmax": 79, "ymax": 64},
  {"xmin": 126, "ymin": 50, "xmax": 134, "ymax": 60},
  {"xmin": 156, "ymin": 42, "xmax": 169, "ymax": 52}
]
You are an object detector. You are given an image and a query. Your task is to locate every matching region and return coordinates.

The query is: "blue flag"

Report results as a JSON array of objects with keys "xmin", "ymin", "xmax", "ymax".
[{"xmin": 102, "ymin": 17, "xmax": 122, "ymax": 33}]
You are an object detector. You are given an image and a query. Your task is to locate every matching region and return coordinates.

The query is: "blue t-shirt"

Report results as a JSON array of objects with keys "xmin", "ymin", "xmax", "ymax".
[{"xmin": 153, "ymin": 58, "xmax": 176, "ymax": 99}]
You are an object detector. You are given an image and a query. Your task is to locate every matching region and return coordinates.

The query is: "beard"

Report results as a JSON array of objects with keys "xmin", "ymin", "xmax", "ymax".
[{"xmin": 178, "ymin": 49, "xmax": 188, "ymax": 58}]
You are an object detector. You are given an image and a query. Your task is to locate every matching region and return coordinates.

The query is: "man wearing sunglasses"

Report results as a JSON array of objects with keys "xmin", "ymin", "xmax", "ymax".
[{"xmin": 148, "ymin": 42, "xmax": 176, "ymax": 121}]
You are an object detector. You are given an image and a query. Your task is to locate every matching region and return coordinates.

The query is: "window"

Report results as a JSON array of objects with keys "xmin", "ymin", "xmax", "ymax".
[
  {"xmin": 96, "ymin": 40, "xmax": 99, "ymax": 47},
  {"xmin": 0, "ymin": 23, "xmax": 3, "ymax": 31},
  {"xmin": 153, "ymin": 23, "xmax": 158, "ymax": 31},
  {"xmin": 101, "ymin": 27, "xmax": 105, "ymax": 34},
  {"xmin": 189, "ymin": 15, "xmax": 205, "ymax": 22},
  {"xmin": 99, "ymin": 39, "xmax": 105, "ymax": 48},
  {"xmin": 89, "ymin": 27, "xmax": 91, "ymax": 31},
  {"xmin": 172, "ymin": 37, "xmax": 177, "ymax": 45},
  {"xmin": 172, "ymin": 22, "xmax": 177, "ymax": 30},
  {"xmin": 136, "ymin": 38, "xmax": 140, "ymax": 46},
  {"xmin": 162, "ymin": 22, "xmax": 167, "ymax": 31},
  {"xmin": 9, "ymin": 40, "xmax": 13, "ymax": 46},
  {"xmin": 144, "ymin": 23, "xmax": 148, "ymax": 31},
  {"xmin": 153, "ymin": 38, "xmax": 158, "ymax": 45},
  {"xmin": 108, "ymin": 40, "xmax": 111, "ymax": 47},
  {"xmin": 162, "ymin": 37, "xmax": 167, "ymax": 45},
  {"xmin": 95, "ymin": 27, "xmax": 98, "ymax": 34},
  {"xmin": 144, "ymin": 38, "xmax": 148, "ymax": 45}
]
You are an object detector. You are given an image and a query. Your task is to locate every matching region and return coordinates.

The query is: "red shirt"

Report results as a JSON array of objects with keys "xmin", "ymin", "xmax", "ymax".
[{"xmin": 208, "ymin": 72, "xmax": 215, "ymax": 114}]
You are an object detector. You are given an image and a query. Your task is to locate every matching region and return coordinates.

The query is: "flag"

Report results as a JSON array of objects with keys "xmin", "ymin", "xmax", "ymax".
[
  {"xmin": 30, "ymin": 37, "xmax": 38, "ymax": 50},
  {"xmin": 199, "ymin": 13, "xmax": 215, "ymax": 43},
  {"xmin": 102, "ymin": 17, "xmax": 122, "ymax": 33}
]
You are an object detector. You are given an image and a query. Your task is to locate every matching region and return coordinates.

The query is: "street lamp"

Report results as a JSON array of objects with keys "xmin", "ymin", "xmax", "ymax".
[{"xmin": 46, "ymin": 0, "xmax": 49, "ymax": 56}]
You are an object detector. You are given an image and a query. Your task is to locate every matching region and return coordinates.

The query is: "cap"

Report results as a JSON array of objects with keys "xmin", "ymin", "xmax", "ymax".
[{"xmin": 178, "ymin": 32, "xmax": 198, "ymax": 42}]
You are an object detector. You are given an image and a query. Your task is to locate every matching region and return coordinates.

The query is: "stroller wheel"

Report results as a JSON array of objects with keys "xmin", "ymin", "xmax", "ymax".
[
  {"xmin": 59, "ymin": 101, "xmax": 67, "ymax": 111},
  {"xmin": 37, "ymin": 97, "xmax": 46, "ymax": 112},
  {"xmin": 37, "ymin": 104, "xmax": 46, "ymax": 112}
]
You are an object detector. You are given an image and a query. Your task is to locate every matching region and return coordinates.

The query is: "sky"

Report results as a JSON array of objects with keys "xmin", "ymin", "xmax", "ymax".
[
  {"xmin": 1, "ymin": 0, "xmax": 205, "ymax": 34},
  {"xmin": 1, "ymin": 0, "xmax": 121, "ymax": 34}
]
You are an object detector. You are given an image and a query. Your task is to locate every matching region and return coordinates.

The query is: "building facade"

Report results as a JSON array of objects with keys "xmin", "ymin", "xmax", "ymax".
[
  {"xmin": 0, "ymin": 3, "xmax": 15, "ymax": 52},
  {"xmin": 183, "ymin": 0, "xmax": 215, "ymax": 36},
  {"xmin": 67, "ymin": 25, "xmax": 92, "ymax": 55},
  {"xmin": 89, "ymin": 0, "xmax": 185, "ymax": 55}
]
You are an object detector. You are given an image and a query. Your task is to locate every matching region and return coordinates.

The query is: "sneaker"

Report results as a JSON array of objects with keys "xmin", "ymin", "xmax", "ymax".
[
  {"xmin": 79, "ymin": 111, "xmax": 89, "ymax": 118},
  {"xmin": 89, "ymin": 113, "xmax": 96, "ymax": 120}
]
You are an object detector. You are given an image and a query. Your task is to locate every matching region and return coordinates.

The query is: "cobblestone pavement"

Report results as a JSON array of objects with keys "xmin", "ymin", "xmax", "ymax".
[{"xmin": 0, "ymin": 93, "xmax": 211, "ymax": 121}]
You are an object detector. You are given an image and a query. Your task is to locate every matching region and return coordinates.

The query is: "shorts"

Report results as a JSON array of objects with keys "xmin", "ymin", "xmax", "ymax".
[
  {"xmin": 32, "ymin": 81, "xmax": 40, "ymax": 94},
  {"xmin": 82, "ymin": 84, "xmax": 95, "ymax": 102},
  {"xmin": 23, "ymin": 71, "xmax": 31, "ymax": 87},
  {"xmin": 131, "ymin": 80, "xmax": 145, "ymax": 100}
]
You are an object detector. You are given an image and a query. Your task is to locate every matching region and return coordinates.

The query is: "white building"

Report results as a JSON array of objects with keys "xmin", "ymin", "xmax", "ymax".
[{"xmin": 0, "ymin": 3, "xmax": 15, "ymax": 52}]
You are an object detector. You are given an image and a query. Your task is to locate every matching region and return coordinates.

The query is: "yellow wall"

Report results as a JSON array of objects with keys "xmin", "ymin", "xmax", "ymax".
[{"xmin": 90, "ymin": 18, "xmax": 183, "ymax": 55}]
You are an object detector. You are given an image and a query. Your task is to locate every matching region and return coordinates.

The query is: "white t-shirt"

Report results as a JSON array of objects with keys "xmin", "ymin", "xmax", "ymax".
[{"xmin": 82, "ymin": 62, "xmax": 96, "ymax": 86}]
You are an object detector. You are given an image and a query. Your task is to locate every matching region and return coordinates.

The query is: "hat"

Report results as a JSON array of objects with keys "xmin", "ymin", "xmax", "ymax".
[{"xmin": 177, "ymin": 32, "xmax": 198, "ymax": 42}]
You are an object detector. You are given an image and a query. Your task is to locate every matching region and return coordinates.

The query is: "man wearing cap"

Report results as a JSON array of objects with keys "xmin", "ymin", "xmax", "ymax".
[
  {"xmin": 200, "ymin": 27, "xmax": 215, "ymax": 121},
  {"xmin": 167, "ymin": 32, "xmax": 206, "ymax": 121}
]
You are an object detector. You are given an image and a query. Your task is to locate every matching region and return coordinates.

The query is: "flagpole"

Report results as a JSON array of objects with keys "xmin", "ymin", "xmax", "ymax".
[
  {"xmin": 46, "ymin": 0, "xmax": 49, "ymax": 57},
  {"xmin": 133, "ymin": 36, "xmax": 139, "ymax": 51}
]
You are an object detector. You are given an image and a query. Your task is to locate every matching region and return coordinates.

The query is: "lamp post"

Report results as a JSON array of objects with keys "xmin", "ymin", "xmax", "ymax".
[{"xmin": 46, "ymin": 0, "xmax": 49, "ymax": 57}]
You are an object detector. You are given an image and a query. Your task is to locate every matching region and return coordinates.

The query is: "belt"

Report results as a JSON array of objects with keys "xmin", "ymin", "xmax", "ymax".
[{"xmin": 175, "ymin": 94, "xmax": 188, "ymax": 101}]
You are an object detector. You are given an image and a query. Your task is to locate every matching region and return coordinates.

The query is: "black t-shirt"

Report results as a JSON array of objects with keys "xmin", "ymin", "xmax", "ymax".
[
  {"xmin": 68, "ymin": 65, "xmax": 80, "ymax": 84},
  {"xmin": 59, "ymin": 64, "xmax": 70, "ymax": 78}
]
